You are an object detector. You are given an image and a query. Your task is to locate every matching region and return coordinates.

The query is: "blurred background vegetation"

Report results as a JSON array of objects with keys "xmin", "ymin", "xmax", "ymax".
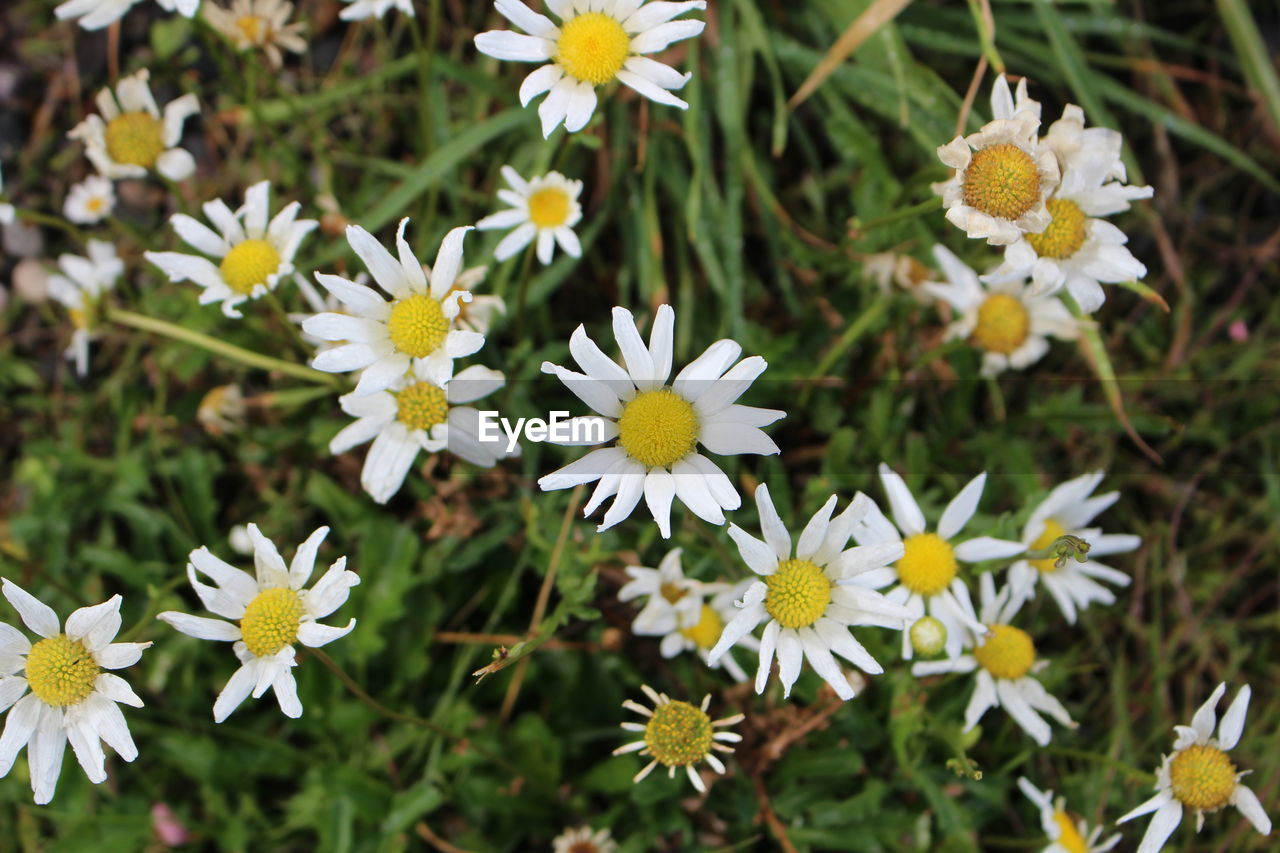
[{"xmin": 1, "ymin": 0, "xmax": 1277, "ymax": 850}]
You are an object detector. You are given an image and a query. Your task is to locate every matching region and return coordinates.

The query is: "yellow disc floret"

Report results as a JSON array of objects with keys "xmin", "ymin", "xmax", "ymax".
[
  {"xmin": 25, "ymin": 634, "xmax": 100, "ymax": 707},
  {"xmin": 104, "ymin": 111, "xmax": 166, "ymax": 168},
  {"xmin": 1169, "ymin": 744, "xmax": 1237, "ymax": 812},
  {"xmin": 220, "ymin": 239, "xmax": 282, "ymax": 295},
  {"xmin": 896, "ymin": 533, "xmax": 958, "ymax": 597},
  {"xmin": 764, "ymin": 558, "xmax": 831, "ymax": 629},
  {"xmin": 659, "ymin": 582, "xmax": 688, "ymax": 605},
  {"xmin": 236, "ymin": 15, "xmax": 268, "ymax": 45},
  {"xmin": 1027, "ymin": 198, "xmax": 1087, "ymax": 260},
  {"xmin": 679, "ymin": 604, "xmax": 723, "ymax": 651},
  {"xmin": 395, "ymin": 381, "xmax": 449, "ymax": 431},
  {"xmin": 962, "ymin": 143, "xmax": 1042, "ymax": 221},
  {"xmin": 643, "ymin": 700, "xmax": 713, "ymax": 768},
  {"xmin": 240, "ymin": 587, "xmax": 304, "ymax": 658},
  {"xmin": 1029, "ymin": 518, "xmax": 1067, "ymax": 573},
  {"xmin": 557, "ymin": 12, "xmax": 631, "ymax": 86},
  {"xmin": 617, "ymin": 389, "xmax": 699, "ymax": 468},
  {"xmin": 387, "ymin": 293, "xmax": 449, "ymax": 358},
  {"xmin": 973, "ymin": 624, "xmax": 1036, "ymax": 680},
  {"xmin": 527, "ymin": 187, "xmax": 571, "ymax": 229},
  {"xmin": 971, "ymin": 293, "xmax": 1031, "ymax": 356},
  {"xmin": 1053, "ymin": 811, "xmax": 1088, "ymax": 853}
]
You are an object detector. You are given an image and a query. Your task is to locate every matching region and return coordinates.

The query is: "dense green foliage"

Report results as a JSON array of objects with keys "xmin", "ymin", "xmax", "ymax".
[{"xmin": 1, "ymin": 0, "xmax": 1277, "ymax": 850}]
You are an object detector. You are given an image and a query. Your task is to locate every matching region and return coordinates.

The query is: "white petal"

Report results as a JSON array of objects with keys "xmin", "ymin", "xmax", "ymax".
[
  {"xmin": 157, "ymin": 612, "xmax": 242, "ymax": 642},
  {"xmin": 64, "ymin": 596, "xmax": 122, "ymax": 650},
  {"xmin": 1232, "ymin": 785, "xmax": 1272, "ymax": 835},
  {"xmin": 878, "ymin": 464, "xmax": 926, "ymax": 537},
  {"xmin": 1, "ymin": 580, "xmax": 60, "ymax": 638},
  {"xmin": 304, "ymin": 558, "xmax": 359, "ymax": 619},
  {"xmin": 937, "ymin": 472, "xmax": 986, "ymax": 540},
  {"xmin": 0, "ymin": 693, "xmax": 41, "ymax": 776},
  {"xmin": 213, "ymin": 663, "xmax": 258, "ymax": 722},
  {"xmin": 289, "ymin": 526, "xmax": 330, "ymax": 590},
  {"xmin": 93, "ymin": 642, "xmax": 150, "ymax": 670},
  {"xmin": 953, "ymin": 536, "xmax": 1026, "ymax": 563},
  {"xmin": 727, "ymin": 524, "xmax": 778, "ymax": 576},
  {"xmin": 272, "ymin": 670, "xmax": 303, "ymax": 718},
  {"xmin": 1217, "ymin": 684, "xmax": 1251, "ymax": 750},
  {"xmin": 708, "ymin": 600, "xmax": 765, "ymax": 663},
  {"xmin": 474, "ymin": 30, "xmax": 555, "ymax": 62},
  {"xmin": 753, "ymin": 619, "xmax": 780, "ymax": 693},
  {"xmin": 796, "ymin": 496, "xmax": 837, "ymax": 561},
  {"xmin": 563, "ymin": 81, "xmax": 598, "ymax": 133},
  {"xmin": 1135, "ymin": 800, "xmax": 1183, "ymax": 853},
  {"xmin": 754, "ymin": 484, "xmax": 792, "ymax": 560},
  {"xmin": 297, "ymin": 619, "xmax": 356, "ymax": 648},
  {"xmin": 629, "ymin": 19, "xmax": 705, "ymax": 53},
  {"xmin": 519, "ymin": 64, "xmax": 563, "ymax": 106},
  {"xmin": 1190, "ymin": 682, "xmax": 1225, "ymax": 742},
  {"xmin": 996, "ymin": 679, "xmax": 1052, "ymax": 746},
  {"xmin": 775, "ymin": 629, "xmax": 803, "ymax": 697},
  {"xmin": 643, "ymin": 468, "xmax": 677, "ymax": 539}
]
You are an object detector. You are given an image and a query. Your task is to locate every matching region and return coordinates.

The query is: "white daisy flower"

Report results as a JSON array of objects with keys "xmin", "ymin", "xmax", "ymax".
[
  {"xmin": 47, "ymin": 239, "xmax": 123, "ymax": 377},
  {"xmin": 477, "ymin": 165, "xmax": 583, "ymax": 265},
  {"xmin": 329, "ymin": 362, "xmax": 514, "ymax": 504},
  {"xmin": 612, "ymin": 685, "xmax": 742, "ymax": 793},
  {"xmin": 660, "ymin": 579, "xmax": 760, "ymax": 683},
  {"xmin": 854, "ymin": 463, "xmax": 1026, "ymax": 660},
  {"xmin": 552, "ymin": 825, "xmax": 616, "ymax": 853},
  {"xmin": 339, "ymin": 0, "xmax": 413, "ymax": 21},
  {"xmin": 1117, "ymin": 683, "xmax": 1271, "ymax": 851},
  {"xmin": 474, "ymin": 0, "xmax": 707, "ymax": 137},
  {"xmin": 145, "ymin": 180, "xmax": 317, "ymax": 318},
  {"xmin": 537, "ymin": 305, "xmax": 785, "ymax": 538},
  {"xmin": 63, "ymin": 175, "xmax": 116, "ymax": 225},
  {"xmin": 618, "ymin": 547, "xmax": 702, "ymax": 636},
  {"xmin": 0, "ymin": 163, "xmax": 15, "ymax": 225},
  {"xmin": 67, "ymin": 69, "xmax": 199, "ymax": 181},
  {"xmin": 923, "ymin": 244, "xmax": 1079, "ymax": 377},
  {"xmin": 303, "ymin": 221, "xmax": 483, "ymax": 396},
  {"xmin": 708, "ymin": 486, "xmax": 911, "ymax": 700},
  {"xmin": 0, "ymin": 580, "xmax": 151, "ymax": 805},
  {"xmin": 985, "ymin": 105, "xmax": 1154, "ymax": 313},
  {"xmin": 912, "ymin": 573, "xmax": 1075, "ymax": 746},
  {"xmin": 1008, "ymin": 470, "xmax": 1140, "ymax": 624},
  {"xmin": 157, "ymin": 525, "xmax": 359, "ymax": 722},
  {"xmin": 934, "ymin": 74, "xmax": 1060, "ymax": 245},
  {"xmin": 1017, "ymin": 777, "xmax": 1120, "ymax": 853},
  {"xmin": 204, "ymin": 0, "xmax": 306, "ymax": 69}
]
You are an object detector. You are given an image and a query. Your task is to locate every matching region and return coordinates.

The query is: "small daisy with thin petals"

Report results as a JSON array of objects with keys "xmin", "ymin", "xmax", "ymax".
[
  {"xmin": 612, "ymin": 685, "xmax": 742, "ymax": 793},
  {"xmin": 1118, "ymin": 683, "xmax": 1270, "ymax": 851},
  {"xmin": 552, "ymin": 826, "xmax": 617, "ymax": 853},
  {"xmin": 912, "ymin": 574, "xmax": 1075, "ymax": 746},
  {"xmin": 659, "ymin": 579, "xmax": 760, "ymax": 683},
  {"xmin": 146, "ymin": 181, "xmax": 316, "ymax": 318},
  {"xmin": 0, "ymin": 580, "xmax": 151, "ymax": 804},
  {"xmin": 0, "ymin": 164, "xmax": 15, "ymax": 225},
  {"xmin": 474, "ymin": 0, "xmax": 707, "ymax": 137},
  {"xmin": 47, "ymin": 239, "xmax": 123, "ymax": 377},
  {"xmin": 204, "ymin": 0, "xmax": 306, "ymax": 69},
  {"xmin": 854, "ymin": 463, "xmax": 1025, "ymax": 659},
  {"xmin": 1008, "ymin": 470, "xmax": 1140, "ymax": 624},
  {"xmin": 708, "ymin": 486, "xmax": 911, "ymax": 700},
  {"xmin": 924, "ymin": 244, "xmax": 1078, "ymax": 377},
  {"xmin": 63, "ymin": 176, "xmax": 116, "ymax": 225},
  {"xmin": 339, "ymin": 0, "xmax": 413, "ymax": 21},
  {"xmin": 1018, "ymin": 777, "xmax": 1120, "ymax": 853},
  {"xmin": 986, "ymin": 104, "xmax": 1154, "ymax": 313},
  {"xmin": 330, "ymin": 362, "xmax": 515, "ymax": 504},
  {"xmin": 537, "ymin": 305, "xmax": 785, "ymax": 538},
  {"xmin": 303, "ymin": 221, "xmax": 483, "ymax": 396},
  {"xmin": 157, "ymin": 525, "xmax": 359, "ymax": 721},
  {"xmin": 934, "ymin": 74, "xmax": 1060, "ymax": 246},
  {"xmin": 68, "ymin": 69, "xmax": 199, "ymax": 181},
  {"xmin": 477, "ymin": 165, "xmax": 583, "ymax": 265}
]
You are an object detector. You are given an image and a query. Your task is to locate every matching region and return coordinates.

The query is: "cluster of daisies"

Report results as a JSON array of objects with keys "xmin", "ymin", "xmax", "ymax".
[{"xmin": 0, "ymin": 3, "xmax": 1269, "ymax": 851}]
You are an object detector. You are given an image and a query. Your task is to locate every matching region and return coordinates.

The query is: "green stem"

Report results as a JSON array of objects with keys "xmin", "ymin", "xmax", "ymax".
[
  {"xmin": 849, "ymin": 196, "xmax": 942, "ymax": 235},
  {"xmin": 12, "ymin": 207, "xmax": 87, "ymax": 243},
  {"xmin": 512, "ymin": 241, "xmax": 537, "ymax": 342},
  {"xmin": 106, "ymin": 307, "xmax": 339, "ymax": 385},
  {"xmin": 801, "ymin": 297, "xmax": 891, "ymax": 405}
]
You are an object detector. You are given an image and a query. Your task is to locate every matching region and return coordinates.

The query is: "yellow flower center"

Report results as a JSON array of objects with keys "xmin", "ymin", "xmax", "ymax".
[
  {"xmin": 240, "ymin": 587, "xmax": 304, "ymax": 658},
  {"xmin": 1169, "ymin": 744, "xmax": 1237, "ymax": 812},
  {"xmin": 764, "ymin": 558, "xmax": 831, "ymax": 630},
  {"xmin": 971, "ymin": 293, "xmax": 1030, "ymax": 356},
  {"xmin": 896, "ymin": 533, "xmax": 958, "ymax": 597},
  {"xmin": 86, "ymin": 196, "xmax": 107, "ymax": 214},
  {"xmin": 659, "ymin": 582, "xmax": 688, "ymax": 605},
  {"xmin": 643, "ymin": 700, "xmax": 713, "ymax": 768},
  {"xmin": 1053, "ymin": 811, "xmax": 1088, "ymax": 853},
  {"xmin": 973, "ymin": 624, "xmax": 1036, "ymax": 680},
  {"xmin": 1030, "ymin": 518, "xmax": 1067, "ymax": 573},
  {"xmin": 69, "ymin": 307, "xmax": 91, "ymax": 331},
  {"xmin": 395, "ymin": 381, "xmax": 449, "ymax": 431},
  {"xmin": 961, "ymin": 143, "xmax": 1042, "ymax": 221},
  {"xmin": 1026, "ymin": 198, "xmax": 1087, "ymax": 260},
  {"xmin": 104, "ymin": 111, "xmax": 166, "ymax": 168},
  {"xmin": 219, "ymin": 239, "xmax": 282, "ymax": 295},
  {"xmin": 679, "ymin": 604, "xmax": 723, "ymax": 651},
  {"xmin": 616, "ymin": 389, "xmax": 699, "ymax": 469},
  {"xmin": 557, "ymin": 12, "xmax": 631, "ymax": 86},
  {"xmin": 236, "ymin": 15, "xmax": 268, "ymax": 44},
  {"xmin": 24, "ymin": 634, "xmax": 100, "ymax": 707},
  {"xmin": 527, "ymin": 187, "xmax": 571, "ymax": 229},
  {"xmin": 387, "ymin": 293, "xmax": 449, "ymax": 358}
]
